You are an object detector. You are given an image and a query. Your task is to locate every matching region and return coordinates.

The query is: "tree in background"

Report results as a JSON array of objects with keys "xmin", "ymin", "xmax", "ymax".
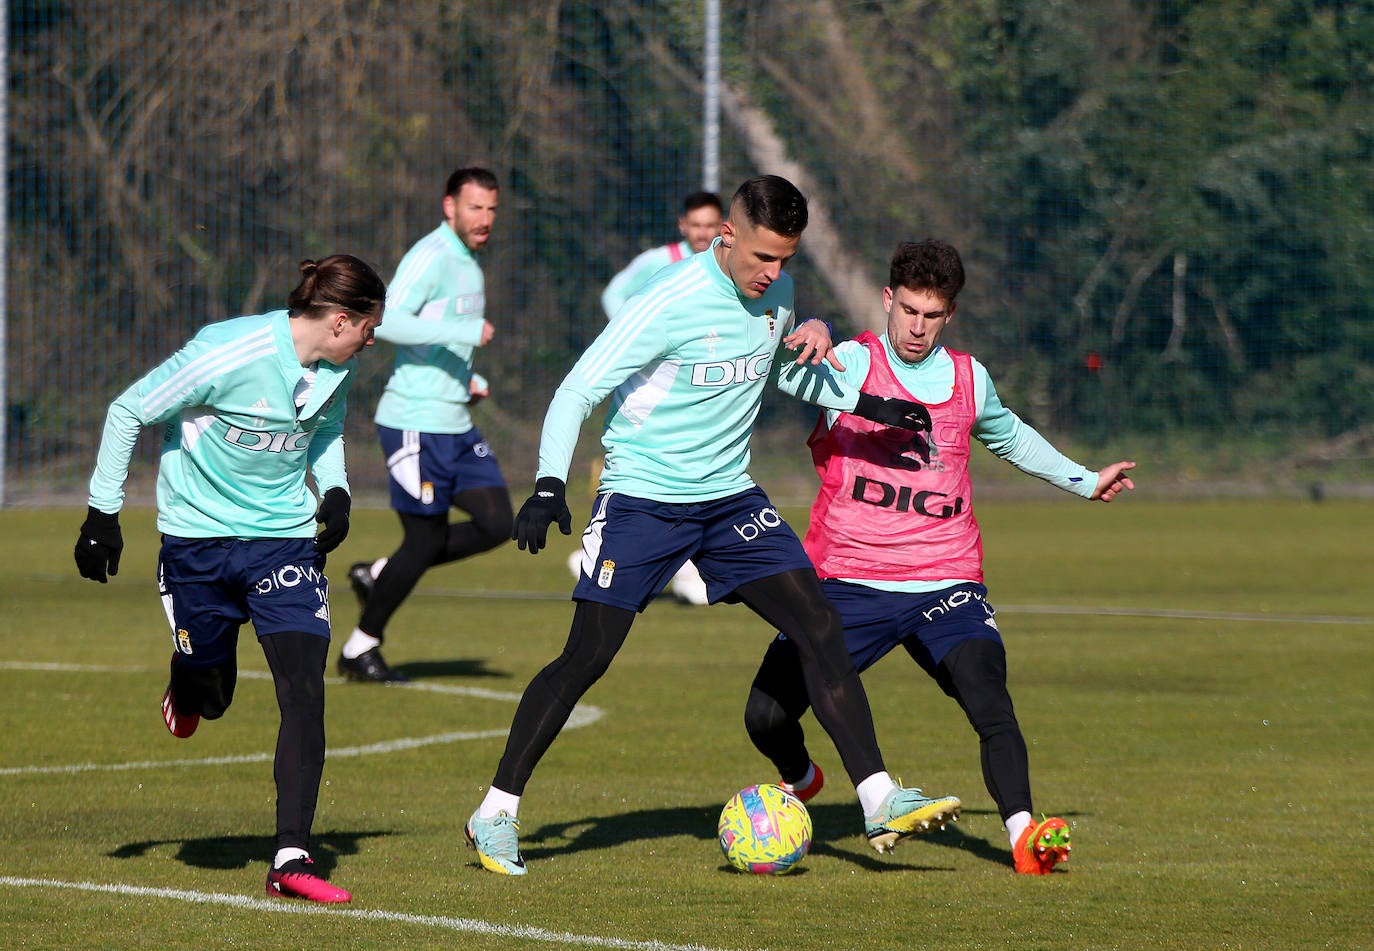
[
  {"xmin": 6, "ymin": 0, "xmax": 1372, "ymax": 498},
  {"xmin": 914, "ymin": 0, "xmax": 1373, "ymax": 439}
]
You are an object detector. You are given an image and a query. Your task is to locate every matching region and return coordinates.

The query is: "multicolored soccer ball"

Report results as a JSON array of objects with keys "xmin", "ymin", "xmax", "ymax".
[{"xmin": 717, "ymin": 783, "xmax": 813, "ymax": 874}]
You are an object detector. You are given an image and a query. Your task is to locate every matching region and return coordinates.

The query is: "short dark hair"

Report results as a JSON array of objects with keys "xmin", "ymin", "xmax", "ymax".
[
  {"xmin": 445, "ymin": 166, "xmax": 499, "ymax": 197},
  {"xmin": 889, "ymin": 240, "xmax": 965, "ymax": 303},
  {"xmin": 729, "ymin": 175, "xmax": 808, "ymax": 237},
  {"xmin": 287, "ymin": 254, "xmax": 386, "ymax": 318},
  {"xmin": 681, "ymin": 191, "xmax": 722, "ymax": 215}
]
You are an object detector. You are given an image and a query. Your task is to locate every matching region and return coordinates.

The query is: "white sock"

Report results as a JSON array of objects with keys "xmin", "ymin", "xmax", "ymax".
[
  {"xmin": 342, "ymin": 628, "xmax": 381, "ymax": 660},
  {"xmin": 273, "ymin": 847, "xmax": 309, "ymax": 869},
  {"xmin": 856, "ymin": 772, "xmax": 896, "ymax": 817},
  {"xmin": 1006, "ymin": 811, "xmax": 1032, "ymax": 849},
  {"xmin": 370, "ymin": 557, "xmax": 388, "ymax": 577},
  {"xmin": 782, "ymin": 762, "xmax": 816, "ymax": 794},
  {"xmin": 478, "ymin": 787, "xmax": 521, "ymax": 819}
]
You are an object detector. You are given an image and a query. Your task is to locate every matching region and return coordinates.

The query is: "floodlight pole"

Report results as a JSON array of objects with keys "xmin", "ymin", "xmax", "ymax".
[
  {"xmin": 0, "ymin": 0, "xmax": 9, "ymax": 506},
  {"xmin": 703, "ymin": 0, "xmax": 720, "ymax": 194}
]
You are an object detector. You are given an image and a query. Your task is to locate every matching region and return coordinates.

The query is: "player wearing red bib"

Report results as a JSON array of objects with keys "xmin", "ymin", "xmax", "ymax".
[{"xmin": 748, "ymin": 239, "xmax": 1136, "ymax": 874}]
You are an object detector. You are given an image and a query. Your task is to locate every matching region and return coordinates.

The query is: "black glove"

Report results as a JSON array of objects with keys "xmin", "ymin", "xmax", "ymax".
[
  {"xmin": 853, "ymin": 392, "xmax": 933, "ymax": 432},
  {"xmin": 75, "ymin": 506, "xmax": 123, "ymax": 583},
  {"xmin": 313, "ymin": 487, "xmax": 351, "ymax": 554},
  {"xmin": 512, "ymin": 477, "xmax": 573, "ymax": 554}
]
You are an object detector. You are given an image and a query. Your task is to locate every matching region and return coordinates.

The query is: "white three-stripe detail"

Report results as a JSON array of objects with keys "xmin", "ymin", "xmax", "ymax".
[{"xmin": 142, "ymin": 326, "xmax": 277, "ymax": 417}]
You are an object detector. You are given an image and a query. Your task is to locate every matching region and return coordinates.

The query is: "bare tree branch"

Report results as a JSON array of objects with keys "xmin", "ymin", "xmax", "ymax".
[{"xmin": 720, "ymin": 82, "xmax": 886, "ymax": 331}]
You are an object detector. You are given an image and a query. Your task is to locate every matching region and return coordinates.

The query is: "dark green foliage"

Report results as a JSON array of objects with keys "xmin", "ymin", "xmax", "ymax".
[{"xmin": 5, "ymin": 1, "xmax": 1373, "ymax": 501}]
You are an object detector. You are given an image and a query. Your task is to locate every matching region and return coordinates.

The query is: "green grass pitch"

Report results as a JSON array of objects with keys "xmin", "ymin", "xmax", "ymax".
[{"xmin": 1, "ymin": 499, "xmax": 1370, "ymax": 950}]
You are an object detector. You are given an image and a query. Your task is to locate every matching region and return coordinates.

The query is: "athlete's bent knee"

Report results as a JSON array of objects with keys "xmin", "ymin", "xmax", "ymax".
[
  {"xmin": 744, "ymin": 687, "xmax": 790, "ymax": 740},
  {"xmin": 172, "ymin": 659, "xmax": 238, "ymax": 720},
  {"xmin": 454, "ymin": 488, "xmax": 514, "ymax": 552}
]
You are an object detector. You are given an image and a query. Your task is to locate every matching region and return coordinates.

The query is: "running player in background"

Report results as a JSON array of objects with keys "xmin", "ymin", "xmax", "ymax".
[
  {"xmin": 75, "ymin": 254, "xmax": 387, "ymax": 902},
  {"xmin": 340, "ymin": 167, "xmax": 514, "ymax": 683},
  {"xmin": 463, "ymin": 175, "xmax": 962, "ymax": 876},
  {"xmin": 568, "ymin": 190, "xmax": 725, "ymax": 605},
  {"xmin": 746, "ymin": 239, "xmax": 1136, "ymax": 875}
]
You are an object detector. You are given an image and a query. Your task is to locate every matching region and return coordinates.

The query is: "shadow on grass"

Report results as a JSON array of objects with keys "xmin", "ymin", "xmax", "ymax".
[
  {"xmin": 108, "ymin": 830, "xmax": 387, "ymax": 878},
  {"xmin": 522, "ymin": 802, "xmax": 1030, "ymax": 873},
  {"xmin": 392, "ymin": 657, "xmax": 510, "ymax": 680}
]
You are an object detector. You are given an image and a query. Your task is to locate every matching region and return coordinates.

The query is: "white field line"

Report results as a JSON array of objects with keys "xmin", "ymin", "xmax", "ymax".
[
  {"xmin": 0, "ymin": 876, "xmax": 753, "ymax": 951},
  {"xmin": 0, "ymin": 666, "xmax": 601, "ymax": 777}
]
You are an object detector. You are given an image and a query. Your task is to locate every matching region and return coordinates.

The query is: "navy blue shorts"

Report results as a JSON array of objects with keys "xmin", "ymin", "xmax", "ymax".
[
  {"xmin": 379, "ymin": 425, "xmax": 506, "ymax": 516},
  {"xmin": 570, "ymin": 487, "xmax": 814, "ymax": 612},
  {"xmin": 812, "ymin": 579, "xmax": 1002, "ymax": 670},
  {"xmin": 157, "ymin": 537, "xmax": 331, "ymax": 669}
]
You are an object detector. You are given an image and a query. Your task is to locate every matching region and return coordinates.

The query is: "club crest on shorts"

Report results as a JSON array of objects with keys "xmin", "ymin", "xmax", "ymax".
[
  {"xmin": 597, "ymin": 559, "xmax": 616, "ymax": 588},
  {"xmin": 421, "ymin": 481, "xmax": 434, "ymax": 505},
  {"xmin": 176, "ymin": 629, "xmax": 193, "ymax": 654}
]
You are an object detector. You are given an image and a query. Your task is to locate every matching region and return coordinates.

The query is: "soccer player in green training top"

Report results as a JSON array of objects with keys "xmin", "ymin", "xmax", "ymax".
[
  {"xmin": 569, "ymin": 190, "xmax": 725, "ymax": 605},
  {"xmin": 463, "ymin": 175, "xmax": 962, "ymax": 876},
  {"xmin": 340, "ymin": 167, "xmax": 513, "ymax": 683},
  {"xmin": 75, "ymin": 254, "xmax": 386, "ymax": 902}
]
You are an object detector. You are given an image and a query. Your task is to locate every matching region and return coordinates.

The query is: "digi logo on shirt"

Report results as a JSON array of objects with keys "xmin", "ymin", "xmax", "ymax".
[
  {"xmin": 690, "ymin": 354, "xmax": 772, "ymax": 387},
  {"xmin": 224, "ymin": 426, "xmax": 312, "ymax": 453},
  {"xmin": 849, "ymin": 476, "xmax": 965, "ymax": 519}
]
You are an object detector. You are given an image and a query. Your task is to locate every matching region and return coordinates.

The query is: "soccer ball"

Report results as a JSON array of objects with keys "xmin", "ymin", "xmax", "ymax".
[{"xmin": 717, "ymin": 783, "xmax": 812, "ymax": 874}]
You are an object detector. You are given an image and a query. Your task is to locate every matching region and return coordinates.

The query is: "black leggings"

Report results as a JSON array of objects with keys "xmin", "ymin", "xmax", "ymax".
[
  {"xmin": 259, "ymin": 632, "xmax": 329, "ymax": 852},
  {"xmin": 745, "ymin": 634, "xmax": 1032, "ymax": 820},
  {"xmin": 359, "ymin": 485, "xmax": 513, "ymax": 639},
  {"xmin": 491, "ymin": 567, "xmax": 886, "ymax": 795},
  {"xmin": 171, "ymin": 631, "xmax": 328, "ymax": 851}
]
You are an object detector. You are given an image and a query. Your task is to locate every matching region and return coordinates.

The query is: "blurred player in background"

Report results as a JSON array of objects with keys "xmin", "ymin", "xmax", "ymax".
[
  {"xmin": 340, "ymin": 167, "xmax": 513, "ymax": 683},
  {"xmin": 464, "ymin": 175, "xmax": 962, "ymax": 876},
  {"xmin": 745, "ymin": 239, "xmax": 1137, "ymax": 874},
  {"xmin": 75, "ymin": 254, "xmax": 387, "ymax": 902},
  {"xmin": 600, "ymin": 190, "xmax": 724, "ymax": 317},
  {"xmin": 568, "ymin": 190, "xmax": 725, "ymax": 605}
]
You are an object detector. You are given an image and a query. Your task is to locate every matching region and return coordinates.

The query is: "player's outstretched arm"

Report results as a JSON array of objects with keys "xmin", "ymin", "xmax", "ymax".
[
  {"xmin": 373, "ymin": 309, "xmax": 489, "ymax": 348},
  {"xmin": 1091, "ymin": 461, "xmax": 1137, "ymax": 502}
]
